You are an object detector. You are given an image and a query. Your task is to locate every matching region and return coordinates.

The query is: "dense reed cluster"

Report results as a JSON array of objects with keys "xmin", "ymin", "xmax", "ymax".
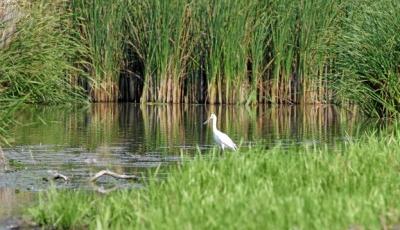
[
  {"xmin": 332, "ymin": 0, "xmax": 400, "ymax": 116},
  {"xmin": 124, "ymin": 0, "xmax": 340, "ymax": 104},
  {"xmin": 1, "ymin": 0, "xmax": 400, "ymax": 116},
  {"xmin": 0, "ymin": 1, "xmax": 87, "ymax": 105}
]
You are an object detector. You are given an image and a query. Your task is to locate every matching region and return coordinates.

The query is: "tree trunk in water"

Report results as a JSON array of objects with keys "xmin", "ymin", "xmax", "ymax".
[{"xmin": 0, "ymin": 0, "xmax": 20, "ymax": 49}]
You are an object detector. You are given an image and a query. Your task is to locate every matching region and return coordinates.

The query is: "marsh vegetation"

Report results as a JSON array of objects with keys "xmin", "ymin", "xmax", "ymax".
[
  {"xmin": 1, "ymin": 0, "xmax": 400, "ymax": 228},
  {"xmin": 30, "ymin": 132, "xmax": 400, "ymax": 229},
  {"xmin": 1, "ymin": 0, "xmax": 400, "ymax": 116}
]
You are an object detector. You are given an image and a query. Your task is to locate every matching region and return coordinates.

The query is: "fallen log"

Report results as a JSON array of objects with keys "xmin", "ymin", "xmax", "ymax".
[{"xmin": 90, "ymin": 170, "xmax": 139, "ymax": 182}]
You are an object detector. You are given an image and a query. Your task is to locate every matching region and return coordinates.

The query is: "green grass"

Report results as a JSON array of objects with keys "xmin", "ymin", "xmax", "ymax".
[
  {"xmin": 0, "ymin": 1, "xmax": 87, "ymax": 105},
  {"xmin": 29, "ymin": 133, "xmax": 400, "ymax": 229},
  {"xmin": 332, "ymin": 0, "xmax": 400, "ymax": 117}
]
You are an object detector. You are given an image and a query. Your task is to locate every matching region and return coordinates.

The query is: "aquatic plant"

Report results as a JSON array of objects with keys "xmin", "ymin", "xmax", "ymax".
[
  {"xmin": 70, "ymin": 0, "xmax": 127, "ymax": 102},
  {"xmin": 2, "ymin": 0, "xmax": 400, "ymax": 117},
  {"xmin": 126, "ymin": 0, "xmax": 198, "ymax": 103},
  {"xmin": 124, "ymin": 0, "xmax": 341, "ymax": 104},
  {"xmin": 0, "ymin": 1, "xmax": 87, "ymax": 105},
  {"xmin": 0, "ymin": 1, "xmax": 87, "ymax": 143},
  {"xmin": 332, "ymin": 0, "xmax": 400, "ymax": 117}
]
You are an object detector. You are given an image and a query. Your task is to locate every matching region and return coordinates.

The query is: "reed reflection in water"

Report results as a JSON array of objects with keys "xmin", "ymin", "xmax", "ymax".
[{"xmin": 12, "ymin": 104, "xmax": 363, "ymax": 151}]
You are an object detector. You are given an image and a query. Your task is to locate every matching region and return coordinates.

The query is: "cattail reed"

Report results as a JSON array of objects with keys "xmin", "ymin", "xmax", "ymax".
[{"xmin": 2, "ymin": 0, "xmax": 400, "ymax": 117}]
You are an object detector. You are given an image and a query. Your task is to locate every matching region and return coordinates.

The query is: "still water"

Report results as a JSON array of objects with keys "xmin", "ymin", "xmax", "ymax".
[{"xmin": 0, "ymin": 103, "xmax": 368, "ymax": 224}]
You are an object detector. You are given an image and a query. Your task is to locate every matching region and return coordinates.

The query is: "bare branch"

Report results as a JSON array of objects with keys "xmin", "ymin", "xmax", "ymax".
[{"xmin": 90, "ymin": 170, "xmax": 139, "ymax": 182}]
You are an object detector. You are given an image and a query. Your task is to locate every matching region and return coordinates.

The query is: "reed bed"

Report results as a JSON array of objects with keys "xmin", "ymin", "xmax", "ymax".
[
  {"xmin": 0, "ymin": 1, "xmax": 87, "ymax": 105},
  {"xmin": 332, "ymin": 0, "xmax": 400, "ymax": 117},
  {"xmin": 0, "ymin": 0, "xmax": 87, "ymax": 143},
  {"xmin": 1, "ymin": 0, "xmax": 400, "ymax": 116},
  {"xmin": 125, "ymin": 0, "xmax": 340, "ymax": 105},
  {"xmin": 70, "ymin": 0, "xmax": 127, "ymax": 102}
]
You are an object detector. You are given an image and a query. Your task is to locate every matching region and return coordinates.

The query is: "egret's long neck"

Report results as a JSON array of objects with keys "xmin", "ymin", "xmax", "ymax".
[{"xmin": 212, "ymin": 117, "xmax": 217, "ymax": 132}]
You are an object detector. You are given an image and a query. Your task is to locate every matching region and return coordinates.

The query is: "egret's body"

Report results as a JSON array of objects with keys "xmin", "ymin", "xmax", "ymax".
[{"xmin": 204, "ymin": 113, "xmax": 237, "ymax": 151}]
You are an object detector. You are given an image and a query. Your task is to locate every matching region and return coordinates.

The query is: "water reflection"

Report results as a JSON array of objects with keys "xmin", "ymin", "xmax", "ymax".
[
  {"xmin": 12, "ymin": 104, "xmax": 362, "ymax": 149},
  {"xmin": 0, "ymin": 188, "xmax": 34, "ymax": 226}
]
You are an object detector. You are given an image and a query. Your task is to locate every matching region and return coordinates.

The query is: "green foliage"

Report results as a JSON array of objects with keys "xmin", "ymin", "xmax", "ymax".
[
  {"xmin": 124, "ymin": 0, "xmax": 341, "ymax": 104},
  {"xmin": 0, "ymin": 1, "xmax": 87, "ymax": 105},
  {"xmin": 32, "ymin": 188, "xmax": 94, "ymax": 229},
  {"xmin": 30, "ymin": 133, "xmax": 400, "ymax": 229},
  {"xmin": 71, "ymin": 0, "xmax": 128, "ymax": 101},
  {"xmin": 127, "ymin": 0, "xmax": 198, "ymax": 103},
  {"xmin": 333, "ymin": 0, "xmax": 400, "ymax": 117},
  {"xmin": 0, "ymin": 1, "xmax": 89, "ymax": 143},
  {"xmin": 2, "ymin": 0, "xmax": 400, "ymax": 116}
]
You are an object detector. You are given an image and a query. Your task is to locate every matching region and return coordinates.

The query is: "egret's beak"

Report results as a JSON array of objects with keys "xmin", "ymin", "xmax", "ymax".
[{"xmin": 203, "ymin": 118, "xmax": 210, "ymax": 125}]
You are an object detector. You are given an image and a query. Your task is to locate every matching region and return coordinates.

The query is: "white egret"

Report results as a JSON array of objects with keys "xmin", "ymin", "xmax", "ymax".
[{"xmin": 203, "ymin": 113, "xmax": 237, "ymax": 151}]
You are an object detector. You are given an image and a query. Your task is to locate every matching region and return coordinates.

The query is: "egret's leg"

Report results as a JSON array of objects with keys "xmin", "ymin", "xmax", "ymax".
[{"xmin": 217, "ymin": 144, "xmax": 223, "ymax": 154}]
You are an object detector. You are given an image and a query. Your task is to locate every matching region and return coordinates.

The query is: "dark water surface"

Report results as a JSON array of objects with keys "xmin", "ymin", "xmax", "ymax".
[{"xmin": 0, "ymin": 103, "xmax": 369, "ymax": 226}]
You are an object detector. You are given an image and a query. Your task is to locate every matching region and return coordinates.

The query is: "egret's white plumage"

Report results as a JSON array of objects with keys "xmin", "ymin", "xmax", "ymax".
[{"xmin": 204, "ymin": 113, "xmax": 237, "ymax": 151}]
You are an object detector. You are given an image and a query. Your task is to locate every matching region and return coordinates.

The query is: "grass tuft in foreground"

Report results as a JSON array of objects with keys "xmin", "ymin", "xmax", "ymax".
[{"xmin": 30, "ymin": 134, "xmax": 400, "ymax": 229}]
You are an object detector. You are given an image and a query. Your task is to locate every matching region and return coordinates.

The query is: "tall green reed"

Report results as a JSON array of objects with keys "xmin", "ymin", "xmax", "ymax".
[
  {"xmin": 3, "ymin": 0, "xmax": 400, "ymax": 117},
  {"xmin": 199, "ymin": 0, "xmax": 249, "ymax": 104},
  {"xmin": 127, "ymin": 0, "xmax": 197, "ymax": 103},
  {"xmin": 0, "ymin": 1, "xmax": 87, "ymax": 105},
  {"xmin": 0, "ymin": 1, "xmax": 88, "ymax": 143},
  {"xmin": 70, "ymin": 0, "xmax": 127, "ymax": 102},
  {"xmin": 332, "ymin": 0, "xmax": 400, "ymax": 117},
  {"xmin": 124, "ymin": 0, "xmax": 341, "ymax": 105},
  {"xmin": 263, "ymin": 0, "xmax": 341, "ymax": 104}
]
